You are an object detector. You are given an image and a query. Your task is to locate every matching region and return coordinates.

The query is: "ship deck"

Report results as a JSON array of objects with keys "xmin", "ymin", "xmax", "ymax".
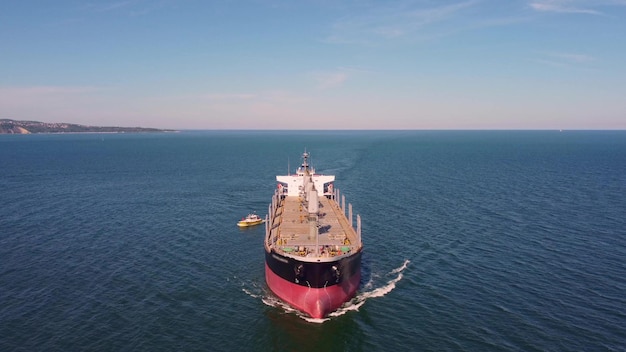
[{"xmin": 268, "ymin": 195, "xmax": 360, "ymax": 261}]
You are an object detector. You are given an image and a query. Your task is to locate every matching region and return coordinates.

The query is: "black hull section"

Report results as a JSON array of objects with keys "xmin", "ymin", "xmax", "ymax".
[{"xmin": 265, "ymin": 249, "xmax": 362, "ymax": 289}]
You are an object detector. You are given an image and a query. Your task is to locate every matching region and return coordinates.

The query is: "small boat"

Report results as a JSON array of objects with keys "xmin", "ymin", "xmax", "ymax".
[{"xmin": 237, "ymin": 213, "xmax": 264, "ymax": 227}]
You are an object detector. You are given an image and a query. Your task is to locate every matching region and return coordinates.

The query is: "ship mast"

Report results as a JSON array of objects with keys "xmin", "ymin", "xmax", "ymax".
[{"xmin": 300, "ymin": 151, "xmax": 320, "ymax": 255}]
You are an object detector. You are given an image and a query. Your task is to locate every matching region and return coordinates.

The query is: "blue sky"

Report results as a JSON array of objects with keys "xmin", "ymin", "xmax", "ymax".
[{"xmin": 1, "ymin": 0, "xmax": 625, "ymax": 129}]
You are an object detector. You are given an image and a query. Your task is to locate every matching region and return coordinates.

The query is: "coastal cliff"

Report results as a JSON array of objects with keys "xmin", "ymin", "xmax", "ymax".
[{"xmin": 0, "ymin": 119, "xmax": 174, "ymax": 134}]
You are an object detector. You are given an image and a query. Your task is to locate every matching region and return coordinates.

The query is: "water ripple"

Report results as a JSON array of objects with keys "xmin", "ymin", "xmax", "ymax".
[{"xmin": 1, "ymin": 131, "xmax": 625, "ymax": 351}]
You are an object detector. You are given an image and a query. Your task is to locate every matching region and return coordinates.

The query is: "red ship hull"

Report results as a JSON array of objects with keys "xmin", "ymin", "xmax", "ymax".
[{"xmin": 265, "ymin": 262, "xmax": 361, "ymax": 319}]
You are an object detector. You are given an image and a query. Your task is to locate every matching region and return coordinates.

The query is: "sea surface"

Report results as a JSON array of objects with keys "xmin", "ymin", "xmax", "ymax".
[{"xmin": 1, "ymin": 130, "xmax": 625, "ymax": 351}]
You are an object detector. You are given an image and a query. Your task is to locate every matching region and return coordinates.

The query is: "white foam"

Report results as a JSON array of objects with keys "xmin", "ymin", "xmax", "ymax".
[
  {"xmin": 318, "ymin": 259, "xmax": 411, "ymax": 321},
  {"xmin": 241, "ymin": 259, "xmax": 411, "ymax": 323},
  {"xmin": 302, "ymin": 316, "xmax": 330, "ymax": 323},
  {"xmin": 391, "ymin": 259, "xmax": 411, "ymax": 274},
  {"xmin": 242, "ymin": 287, "xmax": 261, "ymax": 299}
]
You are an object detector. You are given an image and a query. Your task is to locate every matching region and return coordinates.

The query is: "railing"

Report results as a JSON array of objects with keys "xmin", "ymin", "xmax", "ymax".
[{"xmin": 267, "ymin": 187, "xmax": 362, "ymax": 249}]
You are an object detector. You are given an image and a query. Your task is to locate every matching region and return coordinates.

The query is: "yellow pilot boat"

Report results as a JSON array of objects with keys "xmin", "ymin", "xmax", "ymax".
[{"xmin": 237, "ymin": 213, "xmax": 264, "ymax": 227}]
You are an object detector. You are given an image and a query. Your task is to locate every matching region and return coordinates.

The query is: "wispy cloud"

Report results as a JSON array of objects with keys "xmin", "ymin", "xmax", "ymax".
[
  {"xmin": 325, "ymin": 0, "xmax": 481, "ymax": 44},
  {"xmin": 198, "ymin": 91, "xmax": 308, "ymax": 105},
  {"xmin": 84, "ymin": 0, "xmax": 137, "ymax": 13},
  {"xmin": 550, "ymin": 52, "xmax": 595, "ymax": 63},
  {"xmin": 83, "ymin": 0, "xmax": 172, "ymax": 16},
  {"xmin": 203, "ymin": 93, "xmax": 257, "ymax": 101},
  {"xmin": 309, "ymin": 66, "xmax": 375, "ymax": 90},
  {"xmin": 528, "ymin": 0, "xmax": 626, "ymax": 15},
  {"xmin": 0, "ymin": 85, "xmax": 311, "ymax": 128},
  {"xmin": 0, "ymin": 86, "xmax": 99, "ymax": 100},
  {"xmin": 0, "ymin": 85, "xmax": 105, "ymax": 123},
  {"xmin": 194, "ymin": 90, "xmax": 314, "ymax": 128},
  {"xmin": 534, "ymin": 51, "xmax": 597, "ymax": 67},
  {"xmin": 311, "ymin": 71, "xmax": 349, "ymax": 89}
]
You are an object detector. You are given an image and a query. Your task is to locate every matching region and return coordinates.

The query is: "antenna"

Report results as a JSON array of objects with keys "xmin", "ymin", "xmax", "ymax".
[{"xmin": 288, "ymin": 156, "xmax": 290, "ymax": 176}]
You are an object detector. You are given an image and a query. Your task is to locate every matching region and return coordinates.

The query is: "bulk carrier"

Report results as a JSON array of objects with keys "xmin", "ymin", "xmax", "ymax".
[{"xmin": 264, "ymin": 151, "xmax": 363, "ymax": 319}]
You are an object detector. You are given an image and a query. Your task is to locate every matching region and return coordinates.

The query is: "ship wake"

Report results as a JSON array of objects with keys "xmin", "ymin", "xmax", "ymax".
[
  {"xmin": 325, "ymin": 259, "xmax": 410, "ymax": 321},
  {"xmin": 243, "ymin": 259, "xmax": 410, "ymax": 323}
]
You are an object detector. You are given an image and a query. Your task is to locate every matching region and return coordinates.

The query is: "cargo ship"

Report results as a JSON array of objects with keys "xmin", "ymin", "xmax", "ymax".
[{"xmin": 264, "ymin": 151, "xmax": 363, "ymax": 319}]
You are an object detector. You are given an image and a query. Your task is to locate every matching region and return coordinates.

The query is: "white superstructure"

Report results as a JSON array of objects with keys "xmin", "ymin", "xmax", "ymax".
[{"xmin": 276, "ymin": 151, "xmax": 335, "ymax": 197}]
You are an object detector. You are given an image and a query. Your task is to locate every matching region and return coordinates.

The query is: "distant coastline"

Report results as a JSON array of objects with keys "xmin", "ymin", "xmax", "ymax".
[{"xmin": 0, "ymin": 119, "xmax": 176, "ymax": 134}]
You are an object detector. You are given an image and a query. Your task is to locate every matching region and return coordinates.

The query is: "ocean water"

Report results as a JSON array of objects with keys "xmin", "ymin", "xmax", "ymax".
[{"xmin": 1, "ymin": 130, "xmax": 625, "ymax": 351}]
